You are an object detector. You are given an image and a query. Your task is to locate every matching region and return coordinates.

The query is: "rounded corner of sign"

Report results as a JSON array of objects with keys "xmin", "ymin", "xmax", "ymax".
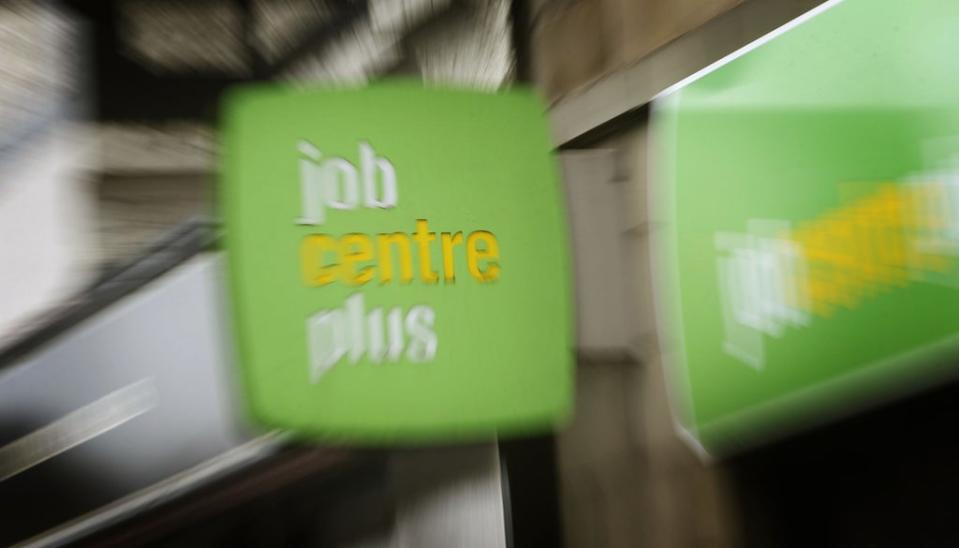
[
  {"xmin": 513, "ymin": 399, "xmax": 575, "ymax": 437},
  {"xmin": 549, "ymin": 404, "xmax": 575, "ymax": 433},
  {"xmin": 220, "ymin": 83, "xmax": 288, "ymax": 122},
  {"xmin": 242, "ymin": 397, "xmax": 286, "ymax": 433},
  {"xmin": 220, "ymin": 85, "xmax": 258, "ymax": 118},
  {"xmin": 507, "ymin": 84, "xmax": 549, "ymax": 106}
]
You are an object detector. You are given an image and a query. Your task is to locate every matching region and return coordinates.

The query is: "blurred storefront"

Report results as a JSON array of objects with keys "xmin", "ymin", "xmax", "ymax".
[
  {"xmin": 6, "ymin": 1, "xmax": 959, "ymax": 547},
  {"xmin": 1, "ymin": 2, "xmax": 550, "ymax": 546},
  {"xmin": 537, "ymin": 0, "xmax": 959, "ymax": 547}
]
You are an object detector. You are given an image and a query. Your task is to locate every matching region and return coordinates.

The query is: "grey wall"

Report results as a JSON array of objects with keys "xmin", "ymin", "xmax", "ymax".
[{"xmin": 555, "ymin": 125, "xmax": 740, "ymax": 548}]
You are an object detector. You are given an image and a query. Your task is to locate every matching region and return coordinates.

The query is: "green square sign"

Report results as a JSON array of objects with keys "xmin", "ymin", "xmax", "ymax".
[
  {"xmin": 654, "ymin": 0, "xmax": 959, "ymax": 454},
  {"xmin": 221, "ymin": 82, "xmax": 572, "ymax": 442}
]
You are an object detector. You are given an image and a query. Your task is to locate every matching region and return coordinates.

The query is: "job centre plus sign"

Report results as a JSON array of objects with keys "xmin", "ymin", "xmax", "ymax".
[
  {"xmin": 296, "ymin": 139, "xmax": 502, "ymax": 381},
  {"xmin": 223, "ymin": 84, "xmax": 571, "ymax": 441}
]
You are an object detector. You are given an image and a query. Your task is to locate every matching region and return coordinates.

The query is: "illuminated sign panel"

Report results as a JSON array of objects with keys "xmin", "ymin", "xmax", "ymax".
[
  {"xmin": 222, "ymin": 83, "xmax": 572, "ymax": 441},
  {"xmin": 654, "ymin": 0, "xmax": 959, "ymax": 454}
]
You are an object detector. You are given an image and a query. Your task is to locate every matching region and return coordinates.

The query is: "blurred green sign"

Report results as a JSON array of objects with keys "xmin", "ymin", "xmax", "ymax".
[
  {"xmin": 654, "ymin": 0, "xmax": 959, "ymax": 454},
  {"xmin": 221, "ymin": 83, "xmax": 571, "ymax": 442}
]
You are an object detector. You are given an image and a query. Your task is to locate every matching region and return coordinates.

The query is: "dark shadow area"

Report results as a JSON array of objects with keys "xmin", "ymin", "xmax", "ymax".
[{"xmin": 730, "ymin": 374, "xmax": 959, "ymax": 548}]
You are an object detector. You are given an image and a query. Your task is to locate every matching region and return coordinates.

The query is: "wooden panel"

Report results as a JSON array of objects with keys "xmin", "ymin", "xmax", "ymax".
[
  {"xmin": 616, "ymin": 0, "xmax": 743, "ymax": 63},
  {"xmin": 532, "ymin": 0, "xmax": 611, "ymax": 102},
  {"xmin": 532, "ymin": 0, "xmax": 743, "ymax": 102}
]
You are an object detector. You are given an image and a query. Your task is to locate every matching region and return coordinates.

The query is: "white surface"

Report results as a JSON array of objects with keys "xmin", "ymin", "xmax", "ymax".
[
  {"xmin": 390, "ymin": 444, "xmax": 506, "ymax": 548},
  {"xmin": 561, "ymin": 149, "xmax": 630, "ymax": 355},
  {"xmin": 0, "ymin": 128, "xmax": 94, "ymax": 343}
]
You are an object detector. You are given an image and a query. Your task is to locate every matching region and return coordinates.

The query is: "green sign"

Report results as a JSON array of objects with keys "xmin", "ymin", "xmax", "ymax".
[
  {"xmin": 222, "ymin": 83, "xmax": 571, "ymax": 442},
  {"xmin": 654, "ymin": 0, "xmax": 959, "ymax": 454}
]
